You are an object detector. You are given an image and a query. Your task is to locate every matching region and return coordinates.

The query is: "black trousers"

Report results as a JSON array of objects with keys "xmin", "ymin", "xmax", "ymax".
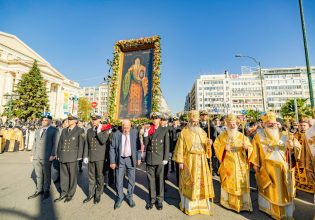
[
  {"xmin": 103, "ymin": 160, "xmax": 115, "ymax": 186},
  {"xmin": 88, "ymin": 160, "xmax": 104, "ymax": 198},
  {"xmin": 60, "ymin": 161, "xmax": 78, "ymax": 198},
  {"xmin": 146, "ymin": 164, "xmax": 164, "ymax": 204}
]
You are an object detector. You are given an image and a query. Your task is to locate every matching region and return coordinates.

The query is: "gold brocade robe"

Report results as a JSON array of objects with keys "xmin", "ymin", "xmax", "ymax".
[
  {"xmin": 172, "ymin": 126, "xmax": 214, "ymax": 213},
  {"xmin": 295, "ymin": 132, "xmax": 314, "ymax": 193},
  {"xmin": 213, "ymin": 130, "xmax": 253, "ymax": 212},
  {"xmin": 250, "ymin": 129, "xmax": 301, "ymax": 220}
]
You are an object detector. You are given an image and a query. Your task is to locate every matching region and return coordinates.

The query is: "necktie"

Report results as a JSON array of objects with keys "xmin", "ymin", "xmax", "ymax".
[
  {"xmin": 68, "ymin": 128, "xmax": 71, "ymax": 133},
  {"xmin": 123, "ymin": 134, "xmax": 129, "ymax": 157},
  {"xmin": 41, "ymin": 128, "xmax": 46, "ymax": 138}
]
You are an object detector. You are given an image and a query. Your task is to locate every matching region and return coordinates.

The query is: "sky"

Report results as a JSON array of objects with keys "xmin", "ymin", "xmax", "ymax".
[{"xmin": 1, "ymin": 0, "xmax": 314, "ymax": 113}]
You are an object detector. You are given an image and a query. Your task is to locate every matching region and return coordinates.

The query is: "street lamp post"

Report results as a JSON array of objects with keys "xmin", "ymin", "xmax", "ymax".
[
  {"xmin": 235, "ymin": 54, "xmax": 266, "ymax": 112},
  {"xmin": 298, "ymin": 0, "xmax": 314, "ymax": 109},
  {"xmin": 69, "ymin": 96, "xmax": 78, "ymax": 114},
  {"xmin": 3, "ymin": 92, "xmax": 18, "ymax": 121}
]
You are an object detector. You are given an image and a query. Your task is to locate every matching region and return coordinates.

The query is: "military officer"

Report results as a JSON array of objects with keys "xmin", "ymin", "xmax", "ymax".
[
  {"xmin": 82, "ymin": 113, "xmax": 109, "ymax": 204},
  {"xmin": 54, "ymin": 114, "xmax": 85, "ymax": 203},
  {"xmin": 144, "ymin": 112, "xmax": 170, "ymax": 210}
]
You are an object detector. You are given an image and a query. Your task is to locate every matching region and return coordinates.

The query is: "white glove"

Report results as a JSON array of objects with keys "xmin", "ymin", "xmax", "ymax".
[
  {"xmin": 83, "ymin": 158, "xmax": 88, "ymax": 164},
  {"xmin": 143, "ymin": 129, "xmax": 149, "ymax": 137},
  {"xmin": 162, "ymin": 160, "xmax": 168, "ymax": 165}
]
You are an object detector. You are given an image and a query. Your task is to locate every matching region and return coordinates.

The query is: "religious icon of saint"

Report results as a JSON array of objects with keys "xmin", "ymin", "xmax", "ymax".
[{"xmin": 122, "ymin": 57, "xmax": 149, "ymax": 116}]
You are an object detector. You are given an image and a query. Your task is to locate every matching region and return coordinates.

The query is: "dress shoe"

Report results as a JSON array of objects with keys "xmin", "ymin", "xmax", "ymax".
[
  {"xmin": 114, "ymin": 200, "xmax": 122, "ymax": 209},
  {"xmin": 43, "ymin": 191, "xmax": 50, "ymax": 200},
  {"xmin": 127, "ymin": 199, "xmax": 136, "ymax": 208},
  {"xmin": 145, "ymin": 203, "xmax": 154, "ymax": 210},
  {"xmin": 83, "ymin": 195, "xmax": 94, "ymax": 203},
  {"xmin": 64, "ymin": 196, "xmax": 73, "ymax": 203},
  {"xmin": 94, "ymin": 196, "xmax": 101, "ymax": 204},
  {"xmin": 156, "ymin": 203, "xmax": 163, "ymax": 210},
  {"xmin": 54, "ymin": 195, "xmax": 66, "ymax": 202},
  {"xmin": 28, "ymin": 191, "xmax": 43, "ymax": 199}
]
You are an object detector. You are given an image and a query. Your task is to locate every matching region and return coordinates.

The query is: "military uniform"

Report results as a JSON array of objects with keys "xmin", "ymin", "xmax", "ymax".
[
  {"xmin": 56, "ymin": 118, "xmax": 85, "ymax": 202},
  {"xmin": 83, "ymin": 123, "xmax": 109, "ymax": 201},
  {"xmin": 144, "ymin": 114, "xmax": 170, "ymax": 208}
]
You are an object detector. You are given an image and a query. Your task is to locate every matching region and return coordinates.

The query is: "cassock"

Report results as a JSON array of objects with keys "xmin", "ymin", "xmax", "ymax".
[
  {"xmin": 213, "ymin": 130, "xmax": 253, "ymax": 212},
  {"xmin": 250, "ymin": 129, "xmax": 301, "ymax": 220},
  {"xmin": 172, "ymin": 126, "xmax": 214, "ymax": 216},
  {"xmin": 295, "ymin": 132, "xmax": 314, "ymax": 193}
]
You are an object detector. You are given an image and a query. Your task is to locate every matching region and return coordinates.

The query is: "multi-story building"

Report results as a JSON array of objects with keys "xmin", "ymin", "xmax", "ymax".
[
  {"xmin": 0, "ymin": 31, "xmax": 80, "ymax": 119},
  {"xmin": 79, "ymin": 83, "xmax": 109, "ymax": 116},
  {"xmin": 264, "ymin": 67, "xmax": 315, "ymax": 113},
  {"xmin": 186, "ymin": 67, "xmax": 315, "ymax": 115}
]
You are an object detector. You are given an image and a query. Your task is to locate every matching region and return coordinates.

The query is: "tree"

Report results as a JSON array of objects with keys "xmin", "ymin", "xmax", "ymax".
[
  {"xmin": 245, "ymin": 109, "xmax": 261, "ymax": 122},
  {"xmin": 280, "ymin": 98, "xmax": 312, "ymax": 119},
  {"xmin": 78, "ymin": 97, "xmax": 92, "ymax": 121},
  {"xmin": 12, "ymin": 60, "xmax": 49, "ymax": 120}
]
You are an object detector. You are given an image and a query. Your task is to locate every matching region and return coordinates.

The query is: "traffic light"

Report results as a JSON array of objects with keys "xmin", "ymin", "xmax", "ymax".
[{"xmin": 288, "ymin": 104, "xmax": 294, "ymax": 112}]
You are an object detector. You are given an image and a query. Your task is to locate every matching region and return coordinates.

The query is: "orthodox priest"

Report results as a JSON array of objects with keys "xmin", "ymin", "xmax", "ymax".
[
  {"xmin": 213, "ymin": 114, "xmax": 253, "ymax": 212},
  {"xmin": 250, "ymin": 112, "xmax": 301, "ymax": 220},
  {"xmin": 172, "ymin": 110, "xmax": 214, "ymax": 216}
]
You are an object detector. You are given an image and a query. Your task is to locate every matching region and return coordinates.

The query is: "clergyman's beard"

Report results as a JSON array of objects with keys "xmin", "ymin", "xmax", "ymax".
[
  {"xmin": 188, "ymin": 122, "xmax": 200, "ymax": 134},
  {"xmin": 265, "ymin": 127, "xmax": 280, "ymax": 140},
  {"xmin": 227, "ymin": 127, "xmax": 238, "ymax": 138}
]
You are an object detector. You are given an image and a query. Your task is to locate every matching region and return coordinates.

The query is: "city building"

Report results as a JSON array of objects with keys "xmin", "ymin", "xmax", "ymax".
[
  {"xmin": 0, "ymin": 31, "xmax": 80, "ymax": 119},
  {"xmin": 79, "ymin": 83, "xmax": 109, "ymax": 116},
  {"xmin": 186, "ymin": 67, "xmax": 315, "ymax": 115}
]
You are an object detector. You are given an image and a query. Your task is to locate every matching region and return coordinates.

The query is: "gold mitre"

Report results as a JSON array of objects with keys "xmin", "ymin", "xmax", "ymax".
[
  {"xmin": 188, "ymin": 110, "xmax": 200, "ymax": 121},
  {"xmin": 225, "ymin": 114, "xmax": 237, "ymax": 123},
  {"xmin": 261, "ymin": 112, "xmax": 277, "ymax": 123}
]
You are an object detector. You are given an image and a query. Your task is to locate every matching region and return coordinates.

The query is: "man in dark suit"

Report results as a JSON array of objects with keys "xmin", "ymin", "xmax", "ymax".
[
  {"xmin": 82, "ymin": 114, "xmax": 109, "ymax": 204},
  {"xmin": 28, "ymin": 114, "xmax": 59, "ymax": 200},
  {"xmin": 144, "ymin": 112, "xmax": 170, "ymax": 210},
  {"xmin": 110, "ymin": 119, "xmax": 141, "ymax": 209},
  {"xmin": 54, "ymin": 114, "xmax": 85, "ymax": 203},
  {"xmin": 170, "ymin": 117, "xmax": 182, "ymax": 186}
]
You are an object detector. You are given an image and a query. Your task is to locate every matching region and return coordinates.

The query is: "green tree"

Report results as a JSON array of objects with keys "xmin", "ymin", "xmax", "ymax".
[
  {"xmin": 245, "ymin": 109, "xmax": 261, "ymax": 122},
  {"xmin": 12, "ymin": 60, "xmax": 49, "ymax": 120},
  {"xmin": 280, "ymin": 98, "xmax": 312, "ymax": 119},
  {"xmin": 78, "ymin": 97, "xmax": 92, "ymax": 121}
]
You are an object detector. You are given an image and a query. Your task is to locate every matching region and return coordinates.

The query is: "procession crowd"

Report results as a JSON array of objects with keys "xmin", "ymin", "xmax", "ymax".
[{"xmin": 1, "ymin": 110, "xmax": 315, "ymax": 220}]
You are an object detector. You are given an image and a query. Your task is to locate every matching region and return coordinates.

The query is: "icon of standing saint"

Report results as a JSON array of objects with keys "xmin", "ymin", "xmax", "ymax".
[{"xmin": 122, "ymin": 57, "xmax": 149, "ymax": 117}]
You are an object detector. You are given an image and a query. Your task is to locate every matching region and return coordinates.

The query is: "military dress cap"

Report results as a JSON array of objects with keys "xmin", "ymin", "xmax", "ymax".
[
  {"xmin": 90, "ymin": 113, "xmax": 101, "ymax": 120},
  {"xmin": 160, "ymin": 114, "xmax": 168, "ymax": 121},
  {"xmin": 150, "ymin": 112, "xmax": 161, "ymax": 119},
  {"xmin": 67, "ymin": 113, "xmax": 78, "ymax": 120},
  {"xmin": 173, "ymin": 116, "xmax": 179, "ymax": 121},
  {"xmin": 199, "ymin": 110, "xmax": 208, "ymax": 115},
  {"xmin": 42, "ymin": 113, "xmax": 52, "ymax": 120}
]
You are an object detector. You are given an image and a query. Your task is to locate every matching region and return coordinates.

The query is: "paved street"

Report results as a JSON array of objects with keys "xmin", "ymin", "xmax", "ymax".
[{"xmin": 0, "ymin": 151, "xmax": 314, "ymax": 220}]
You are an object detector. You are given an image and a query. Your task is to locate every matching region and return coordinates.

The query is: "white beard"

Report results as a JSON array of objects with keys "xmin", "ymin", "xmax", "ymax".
[
  {"xmin": 227, "ymin": 127, "xmax": 238, "ymax": 136},
  {"xmin": 265, "ymin": 127, "xmax": 280, "ymax": 140},
  {"xmin": 188, "ymin": 123, "xmax": 201, "ymax": 134}
]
